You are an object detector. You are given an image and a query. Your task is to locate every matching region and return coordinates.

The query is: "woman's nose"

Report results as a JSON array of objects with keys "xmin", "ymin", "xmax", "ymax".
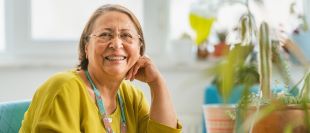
[{"xmin": 109, "ymin": 35, "xmax": 124, "ymax": 49}]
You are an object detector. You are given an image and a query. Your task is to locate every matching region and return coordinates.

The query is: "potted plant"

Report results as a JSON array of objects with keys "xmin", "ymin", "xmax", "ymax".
[
  {"xmin": 201, "ymin": 0, "xmax": 310, "ymax": 132},
  {"xmin": 202, "ymin": 13, "xmax": 261, "ymax": 133},
  {"xmin": 204, "ymin": 17, "xmax": 310, "ymax": 133},
  {"xmin": 228, "ymin": 5, "xmax": 310, "ymax": 132},
  {"xmin": 204, "ymin": 9, "xmax": 310, "ymax": 133},
  {"xmin": 234, "ymin": 21, "xmax": 310, "ymax": 133}
]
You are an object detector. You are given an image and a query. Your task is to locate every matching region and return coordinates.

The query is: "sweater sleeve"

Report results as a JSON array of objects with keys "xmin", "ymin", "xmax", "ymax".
[
  {"xmin": 136, "ymin": 90, "xmax": 182, "ymax": 133},
  {"xmin": 29, "ymin": 79, "xmax": 81, "ymax": 133}
]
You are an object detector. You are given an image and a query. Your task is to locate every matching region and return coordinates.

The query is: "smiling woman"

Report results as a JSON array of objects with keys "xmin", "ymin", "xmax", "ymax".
[{"xmin": 19, "ymin": 4, "xmax": 182, "ymax": 133}]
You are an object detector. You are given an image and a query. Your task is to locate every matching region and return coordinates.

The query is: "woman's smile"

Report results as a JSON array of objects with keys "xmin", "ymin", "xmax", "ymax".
[{"xmin": 104, "ymin": 55, "xmax": 127, "ymax": 64}]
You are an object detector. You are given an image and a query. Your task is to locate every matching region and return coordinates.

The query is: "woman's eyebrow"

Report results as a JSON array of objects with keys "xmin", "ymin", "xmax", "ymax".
[
  {"xmin": 101, "ymin": 28, "xmax": 113, "ymax": 31},
  {"xmin": 120, "ymin": 28, "xmax": 132, "ymax": 31}
]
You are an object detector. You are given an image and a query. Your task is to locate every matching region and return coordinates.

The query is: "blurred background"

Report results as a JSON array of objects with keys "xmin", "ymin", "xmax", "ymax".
[{"xmin": 0, "ymin": 0, "xmax": 309, "ymax": 132}]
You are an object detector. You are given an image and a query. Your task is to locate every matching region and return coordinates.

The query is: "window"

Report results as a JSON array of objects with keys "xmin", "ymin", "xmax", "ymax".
[
  {"xmin": 3, "ymin": 0, "xmax": 307, "ymax": 60},
  {"xmin": 0, "ymin": 0, "xmax": 4, "ymax": 51},
  {"xmin": 2, "ymin": 0, "xmax": 144, "ymax": 58},
  {"xmin": 249, "ymin": 0, "xmax": 304, "ymax": 35},
  {"xmin": 305, "ymin": 0, "xmax": 310, "ymax": 26},
  {"xmin": 169, "ymin": 0, "xmax": 305, "ymax": 42},
  {"xmin": 170, "ymin": 0, "xmax": 196, "ymax": 40},
  {"xmin": 169, "ymin": 0, "xmax": 247, "ymax": 41},
  {"xmin": 31, "ymin": 0, "xmax": 143, "ymax": 41}
]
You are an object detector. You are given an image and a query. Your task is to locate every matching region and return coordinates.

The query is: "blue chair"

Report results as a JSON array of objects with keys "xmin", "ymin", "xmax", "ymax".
[{"xmin": 0, "ymin": 100, "xmax": 30, "ymax": 133}]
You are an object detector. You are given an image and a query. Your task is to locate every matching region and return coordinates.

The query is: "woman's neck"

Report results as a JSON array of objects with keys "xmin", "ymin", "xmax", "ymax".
[
  {"xmin": 84, "ymin": 69, "xmax": 122, "ymax": 114},
  {"xmin": 87, "ymin": 69, "xmax": 122, "ymax": 98}
]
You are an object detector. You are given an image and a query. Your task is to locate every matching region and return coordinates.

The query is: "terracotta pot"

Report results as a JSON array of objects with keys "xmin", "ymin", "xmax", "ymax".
[
  {"xmin": 203, "ymin": 104, "xmax": 235, "ymax": 133},
  {"xmin": 213, "ymin": 42, "xmax": 229, "ymax": 57},
  {"xmin": 197, "ymin": 44, "xmax": 209, "ymax": 60},
  {"xmin": 245, "ymin": 104, "xmax": 310, "ymax": 133}
]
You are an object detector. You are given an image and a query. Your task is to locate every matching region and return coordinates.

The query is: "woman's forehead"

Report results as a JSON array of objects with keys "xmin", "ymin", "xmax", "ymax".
[{"xmin": 92, "ymin": 11, "xmax": 136, "ymax": 32}]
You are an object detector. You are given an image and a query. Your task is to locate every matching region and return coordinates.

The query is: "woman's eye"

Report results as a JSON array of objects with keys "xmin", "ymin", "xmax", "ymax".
[
  {"xmin": 99, "ymin": 32, "xmax": 112, "ymax": 38},
  {"xmin": 121, "ymin": 33, "xmax": 133, "ymax": 39}
]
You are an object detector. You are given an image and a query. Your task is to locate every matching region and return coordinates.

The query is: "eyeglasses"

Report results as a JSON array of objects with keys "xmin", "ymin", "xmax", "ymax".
[{"xmin": 89, "ymin": 31, "xmax": 140, "ymax": 44}]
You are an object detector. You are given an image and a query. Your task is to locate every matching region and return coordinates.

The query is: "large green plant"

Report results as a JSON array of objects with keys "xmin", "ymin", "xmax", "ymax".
[
  {"xmin": 208, "ymin": 13, "xmax": 260, "ymax": 103},
  {"xmin": 205, "ymin": 0, "xmax": 310, "ymax": 132},
  {"xmin": 242, "ymin": 22, "xmax": 310, "ymax": 132},
  {"xmin": 236, "ymin": 6, "xmax": 310, "ymax": 132}
]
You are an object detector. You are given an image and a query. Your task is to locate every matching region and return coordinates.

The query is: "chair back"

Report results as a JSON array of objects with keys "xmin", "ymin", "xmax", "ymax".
[{"xmin": 0, "ymin": 100, "xmax": 30, "ymax": 133}]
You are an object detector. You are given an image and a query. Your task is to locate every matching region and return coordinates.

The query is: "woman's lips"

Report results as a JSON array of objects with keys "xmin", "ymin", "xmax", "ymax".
[{"xmin": 105, "ymin": 55, "xmax": 127, "ymax": 61}]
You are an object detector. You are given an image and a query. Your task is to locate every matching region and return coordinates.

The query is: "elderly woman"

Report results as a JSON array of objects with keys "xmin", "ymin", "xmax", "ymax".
[{"xmin": 19, "ymin": 4, "xmax": 182, "ymax": 133}]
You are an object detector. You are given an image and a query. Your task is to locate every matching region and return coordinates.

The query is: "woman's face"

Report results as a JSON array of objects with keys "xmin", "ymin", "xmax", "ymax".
[{"xmin": 85, "ymin": 11, "xmax": 141, "ymax": 78}]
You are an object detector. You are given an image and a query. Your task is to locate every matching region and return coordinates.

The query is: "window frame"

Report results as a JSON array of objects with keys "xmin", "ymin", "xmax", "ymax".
[
  {"xmin": 1, "ymin": 0, "xmax": 170, "ymax": 64},
  {"xmin": 305, "ymin": 0, "xmax": 310, "ymax": 26},
  {"xmin": 2, "ymin": 0, "xmax": 310, "ymax": 60},
  {"xmin": 4, "ymin": 0, "xmax": 77, "ymax": 58}
]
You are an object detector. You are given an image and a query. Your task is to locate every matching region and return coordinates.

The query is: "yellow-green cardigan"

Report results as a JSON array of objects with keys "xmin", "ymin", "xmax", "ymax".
[{"xmin": 19, "ymin": 70, "xmax": 182, "ymax": 133}]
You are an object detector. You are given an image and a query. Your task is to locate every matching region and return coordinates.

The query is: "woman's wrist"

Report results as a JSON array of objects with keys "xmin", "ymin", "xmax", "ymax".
[{"xmin": 147, "ymin": 75, "xmax": 165, "ymax": 89}]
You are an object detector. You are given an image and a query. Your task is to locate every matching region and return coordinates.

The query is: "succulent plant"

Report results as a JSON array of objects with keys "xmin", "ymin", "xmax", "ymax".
[{"xmin": 258, "ymin": 22, "xmax": 272, "ymax": 99}]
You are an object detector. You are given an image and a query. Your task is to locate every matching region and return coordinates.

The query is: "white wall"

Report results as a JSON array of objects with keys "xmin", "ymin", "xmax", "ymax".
[{"xmin": 0, "ymin": 61, "xmax": 210, "ymax": 106}]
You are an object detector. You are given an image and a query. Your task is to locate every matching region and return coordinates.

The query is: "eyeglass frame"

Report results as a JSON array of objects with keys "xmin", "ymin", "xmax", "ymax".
[{"xmin": 88, "ymin": 30, "xmax": 141, "ymax": 45}]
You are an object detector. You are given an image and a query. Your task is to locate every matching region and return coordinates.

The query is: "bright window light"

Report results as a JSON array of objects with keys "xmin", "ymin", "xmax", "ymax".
[
  {"xmin": 31, "ymin": 0, "xmax": 143, "ymax": 41},
  {"xmin": 249, "ymin": 0, "xmax": 303, "ymax": 34},
  {"xmin": 170, "ymin": 0, "xmax": 198, "ymax": 40},
  {"xmin": 0, "ymin": 0, "xmax": 5, "ymax": 51},
  {"xmin": 170, "ymin": 0, "xmax": 303, "ymax": 41}
]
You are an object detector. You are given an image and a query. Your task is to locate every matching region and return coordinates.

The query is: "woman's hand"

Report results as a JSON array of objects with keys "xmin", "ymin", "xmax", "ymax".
[
  {"xmin": 126, "ymin": 56, "xmax": 162, "ymax": 85},
  {"xmin": 126, "ymin": 56, "xmax": 178, "ymax": 128}
]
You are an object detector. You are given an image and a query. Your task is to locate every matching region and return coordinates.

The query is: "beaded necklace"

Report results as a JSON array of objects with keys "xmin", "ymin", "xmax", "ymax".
[{"xmin": 85, "ymin": 69, "xmax": 127, "ymax": 133}]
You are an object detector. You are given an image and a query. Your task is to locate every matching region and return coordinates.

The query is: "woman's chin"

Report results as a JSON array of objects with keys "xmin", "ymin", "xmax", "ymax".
[{"xmin": 106, "ymin": 69, "xmax": 127, "ymax": 77}]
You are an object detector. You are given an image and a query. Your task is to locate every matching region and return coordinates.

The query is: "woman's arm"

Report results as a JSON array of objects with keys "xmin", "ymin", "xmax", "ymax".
[
  {"xmin": 147, "ymin": 76, "xmax": 178, "ymax": 128},
  {"xmin": 19, "ymin": 74, "xmax": 81, "ymax": 133},
  {"xmin": 126, "ymin": 56, "xmax": 178, "ymax": 128}
]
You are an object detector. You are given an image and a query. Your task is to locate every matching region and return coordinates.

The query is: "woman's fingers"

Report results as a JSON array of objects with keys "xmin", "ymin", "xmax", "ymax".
[
  {"xmin": 126, "ymin": 56, "xmax": 148, "ymax": 81},
  {"xmin": 126, "ymin": 55, "xmax": 156, "ymax": 82},
  {"xmin": 130, "ymin": 65, "xmax": 138, "ymax": 81},
  {"xmin": 126, "ymin": 67, "xmax": 133, "ymax": 80},
  {"xmin": 131, "ymin": 59, "xmax": 144, "ymax": 81},
  {"xmin": 126, "ymin": 57, "xmax": 142, "ymax": 81},
  {"xmin": 133, "ymin": 59, "xmax": 144, "ymax": 76}
]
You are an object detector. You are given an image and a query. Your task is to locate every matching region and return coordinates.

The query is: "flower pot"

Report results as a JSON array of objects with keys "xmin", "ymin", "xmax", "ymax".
[
  {"xmin": 244, "ymin": 104, "xmax": 310, "ymax": 133},
  {"xmin": 202, "ymin": 104, "xmax": 235, "ymax": 133}
]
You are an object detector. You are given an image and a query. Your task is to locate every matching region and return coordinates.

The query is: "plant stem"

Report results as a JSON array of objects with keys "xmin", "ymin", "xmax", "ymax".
[{"xmin": 258, "ymin": 22, "xmax": 272, "ymax": 99}]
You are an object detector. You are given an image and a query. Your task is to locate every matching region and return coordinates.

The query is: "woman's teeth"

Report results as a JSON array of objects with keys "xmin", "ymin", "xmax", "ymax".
[{"xmin": 105, "ymin": 56, "xmax": 126, "ymax": 61}]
